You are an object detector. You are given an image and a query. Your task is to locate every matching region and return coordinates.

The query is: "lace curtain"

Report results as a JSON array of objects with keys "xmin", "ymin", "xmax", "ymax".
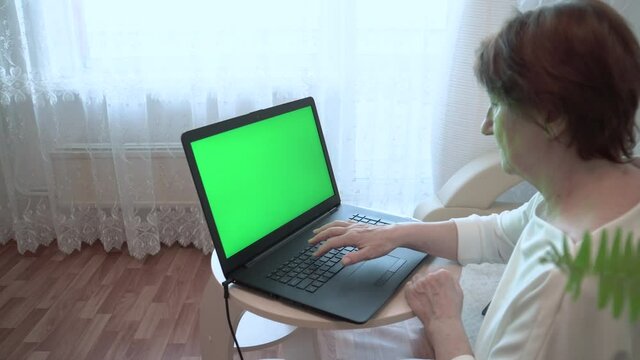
[
  {"xmin": 5, "ymin": 0, "xmax": 634, "ymax": 259},
  {"xmin": 0, "ymin": 0, "xmax": 468, "ymax": 258}
]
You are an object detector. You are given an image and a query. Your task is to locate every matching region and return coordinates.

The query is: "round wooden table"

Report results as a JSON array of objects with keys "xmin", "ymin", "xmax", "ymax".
[{"xmin": 200, "ymin": 251, "xmax": 460, "ymax": 360}]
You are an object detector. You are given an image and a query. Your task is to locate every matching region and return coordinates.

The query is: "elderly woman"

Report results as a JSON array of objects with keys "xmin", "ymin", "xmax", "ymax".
[{"xmin": 310, "ymin": 1, "xmax": 640, "ymax": 359}]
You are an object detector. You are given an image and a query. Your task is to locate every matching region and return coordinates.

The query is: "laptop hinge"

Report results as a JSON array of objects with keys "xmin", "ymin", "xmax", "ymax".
[{"xmin": 244, "ymin": 205, "xmax": 339, "ymax": 268}]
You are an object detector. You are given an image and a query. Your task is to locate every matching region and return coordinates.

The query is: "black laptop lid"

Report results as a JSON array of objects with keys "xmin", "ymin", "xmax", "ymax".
[{"xmin": 181, "ymin": 97, "xmax": 341, "ymax": 277}]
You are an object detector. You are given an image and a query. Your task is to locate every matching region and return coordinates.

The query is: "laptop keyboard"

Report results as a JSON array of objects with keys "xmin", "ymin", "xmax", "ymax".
[
  {"xmin": 349, "ymin": 213, "xmax": 390, "ymax": 226},
  {"xmin": 266, "ymin": 214, "xmax": 390, "ymax": 293}
]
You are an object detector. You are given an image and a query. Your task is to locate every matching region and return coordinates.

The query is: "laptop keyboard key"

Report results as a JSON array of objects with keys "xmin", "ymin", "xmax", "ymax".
[
  {"xmin": 327, "ymin": 262, "xmax": 344, "ymax": 274},
  {"xmin": 297, "ymin": 278, "xmax": 313, "ymax": 289}
]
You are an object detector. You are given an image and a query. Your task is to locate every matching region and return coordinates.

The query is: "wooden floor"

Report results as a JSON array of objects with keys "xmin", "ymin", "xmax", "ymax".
[{"xmin": 0, "ymin": 240, "xmax": 212, "ymax": 360}]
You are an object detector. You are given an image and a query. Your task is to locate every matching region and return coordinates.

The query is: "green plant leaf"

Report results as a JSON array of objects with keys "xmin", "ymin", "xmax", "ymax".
[
  {"xmin": 631, "ymin": 276, "xmax": 640, "ymax": 322},
  {"xmin": 541, "ymin": 228, "xmax": 640, "ymax": 323},
  {"xmin": 598, "ymin": 273, "xmax": 613, "ymax": 311},
  {"xmin": 623, "ymin": 233, "xmax": 634, "ymax": 274},
  {"xmin": 567, "ymin": 233, "xmax": 591, "ymax": 299},
  {"xmin": 632, "ymin": 236, "xmax": 640, "ymax": 322},
  {"xmin": 541, "ymin": 241, "xmax": 563, "ymax": 268},
  {"xmin": 622, "ymin": 233, "xmax": 635, "ymax": 320},
  {"xmin": 635, "ymin": 235, "xmax": 640, "ymax": 281},
  {"xmin": 576, "ymin": 232, "xmax": 592, "ymax": 270},
  {"xmin": 562, "ymin": 235, "xmax": 572, "ymax": 265},
  {"xmin": 595, "ymin": 231, "xmax": 611, "ymax": 309},
  {"xmin": 561, "ymin": 236, "xmax": 580, "ymax": 298},
  {"xmin": 594, "ymin": 231, "xmax": 608, "ymax": 274},
  {"xmin": 611, "ymin": 228, "xmax": 622, "ymax": 271},
  {"xmin": 610, "ymin": 230, "xmax": 624, "ymax": 318}
]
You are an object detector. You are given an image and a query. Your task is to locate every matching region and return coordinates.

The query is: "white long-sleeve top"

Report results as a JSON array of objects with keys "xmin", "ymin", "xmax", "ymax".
[{"xmin": 451, "ymin": 192, "xmax": 640, "ymax": 360}]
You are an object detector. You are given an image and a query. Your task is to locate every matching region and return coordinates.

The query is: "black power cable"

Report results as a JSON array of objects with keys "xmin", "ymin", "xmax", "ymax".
[{"xmin": 222, "ymin": 280, "xmax": 245, "ymax": 360}]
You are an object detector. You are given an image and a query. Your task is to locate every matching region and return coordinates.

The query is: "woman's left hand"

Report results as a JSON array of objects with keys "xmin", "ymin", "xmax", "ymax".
[
  {"xmin": 406, "ymin": 268, "xmax": 463, "ymax": 328},
  {"xmin": 406, "ymin": 269, "xmax": 472, "ymax": 359}
]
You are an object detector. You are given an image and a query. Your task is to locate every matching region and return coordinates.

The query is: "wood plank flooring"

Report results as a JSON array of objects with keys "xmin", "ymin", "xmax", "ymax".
[{"xmin": 0, "ymin": 240, "xmax": 211, "ymax": 360}]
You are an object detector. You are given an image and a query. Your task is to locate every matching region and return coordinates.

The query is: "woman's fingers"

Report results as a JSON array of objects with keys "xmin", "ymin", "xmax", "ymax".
[
  {"xmin": 406, "ymin": 276, "xmax": 434, "ymax": 325},
  {"xmin": 341, "ymin": 246, "xmax": 376, "ymax": 265},
  {"xmin": 313, "ymin": 234, "xmax": 354, "ymax": 257},
  {"xmin": 308, "ymin": 221, "xmax": 353, "ymax": 245},
  {"xmin": 308, "ymin": 221, "xmax": 394, "ymax": 265},
  {"xmin": 309, "ymin": 226, "xmax": 349, "ymax": 245},
  {"xmin": 312, "ymin": 220, "xmax": 352, "ymax": 235}
]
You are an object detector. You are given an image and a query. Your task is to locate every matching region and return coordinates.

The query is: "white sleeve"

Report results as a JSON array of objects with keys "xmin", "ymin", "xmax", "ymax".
[{"xmin": 454, "ymin": 193, "xmax": 542, "ymax": 265}]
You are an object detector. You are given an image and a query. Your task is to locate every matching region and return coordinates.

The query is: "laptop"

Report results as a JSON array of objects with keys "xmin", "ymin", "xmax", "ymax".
[{"xmin": 181, "ymin": 97, "xmax": 428, "ymax": 324}]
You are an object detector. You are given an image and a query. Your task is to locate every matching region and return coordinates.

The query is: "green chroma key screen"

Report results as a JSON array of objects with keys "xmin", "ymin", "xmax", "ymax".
[{"xmin": 190, "ymin": 106, "xmax": 335, "ymax": 259}]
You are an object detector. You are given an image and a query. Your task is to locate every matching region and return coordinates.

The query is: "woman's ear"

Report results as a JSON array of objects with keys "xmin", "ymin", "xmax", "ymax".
[{"xmin": 543, "ymin": 113, "xmax": 567, "ymax": 139}]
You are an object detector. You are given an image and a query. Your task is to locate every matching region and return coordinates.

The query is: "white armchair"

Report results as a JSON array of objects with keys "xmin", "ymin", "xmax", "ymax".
[{"xmin": 414, "ymin": 152, "xmax": 523, "ymax": 222}]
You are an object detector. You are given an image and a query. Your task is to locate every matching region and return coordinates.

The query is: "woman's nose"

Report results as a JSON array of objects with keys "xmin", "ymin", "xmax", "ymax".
[{"xmin": 481, "ymin": 111, "xmax": 494, "ymax": 136}]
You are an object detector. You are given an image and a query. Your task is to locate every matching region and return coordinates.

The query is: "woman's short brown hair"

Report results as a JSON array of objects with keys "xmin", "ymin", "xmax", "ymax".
[{"xmin": 475, "ymin": 0, "xmax": 640, "ymax": 162}]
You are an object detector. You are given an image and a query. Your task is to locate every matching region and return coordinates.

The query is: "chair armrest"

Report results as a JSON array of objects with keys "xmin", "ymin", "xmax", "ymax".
[{"xmin": 414, "ymin": 152, "xmax": 523, "ymax": 222}]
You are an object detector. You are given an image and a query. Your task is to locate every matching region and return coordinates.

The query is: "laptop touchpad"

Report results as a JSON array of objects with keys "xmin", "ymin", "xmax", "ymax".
[{"xmin": 347, "ymin": 255, "xmax": 406, "ymax": 287}]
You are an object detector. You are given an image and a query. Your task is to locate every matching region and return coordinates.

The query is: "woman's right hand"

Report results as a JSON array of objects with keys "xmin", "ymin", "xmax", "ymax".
[{"xmin": 308, "ymin": 220, "xmax": 400, "ymax": 265}]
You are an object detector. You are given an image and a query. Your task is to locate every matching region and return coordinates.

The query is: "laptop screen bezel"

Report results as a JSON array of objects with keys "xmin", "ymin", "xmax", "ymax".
[{"xmin": 181, "ymin": 97, "xmax": 341, "ymax": 278}]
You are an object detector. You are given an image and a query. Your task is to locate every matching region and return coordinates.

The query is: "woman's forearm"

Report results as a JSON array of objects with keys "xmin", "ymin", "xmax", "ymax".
[
  {"xmin": 428, "ymin": 318, "xmax": 474, "ymax": 360},
  {"xmin": 389, "ymin": 220, "xmax": 459, "ymax": 261}
]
